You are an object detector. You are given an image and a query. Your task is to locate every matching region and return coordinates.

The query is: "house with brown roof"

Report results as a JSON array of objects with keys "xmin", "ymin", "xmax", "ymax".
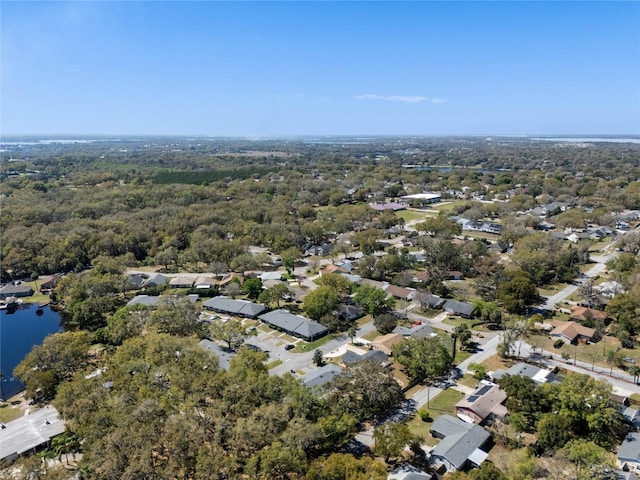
[
  {"xmin": 320, "ymin": 264, "xmax": 351, "ymax": 276},
  {"xmin": 39, "ymin": 274, "xmax": 62, "ymax": 293},
  {"xmin": 194, "ymin": 276, "xmax": 218, "ymax": 289},
  {"xmin": 219, "ymin": 272, "xmax": 244, "ymax": 287},
  {"xmin": 446, "ymin": 271, "xmax": 464, "ymax": 280},
  {"xmin": 169, "ymin": 276, "xmax": 195, "ymax": 288},
  {"xmin": 455, "ymin": 382, "xmax": 507, "ymax": 425},
  {"xmin": 413, "ymin": 271, "xmax": 433, "ymax": 283},
  {"xmin": 384, "ymin": 284, "xmax": 416, "ymax": 301},
  {"xmin": 371, "ymin": 333, "xmax": 405, "ymax": 356},
  {"xmin": 550, "ymin": 320, "xmax": 598, "ymax": 344},
  {"xmin": 570, "ymin": 306, "xmax": 611, "ymax": 324},
  {"xmin": 360, "ymin": 278, "xmax": 386, "ymax": 290}
]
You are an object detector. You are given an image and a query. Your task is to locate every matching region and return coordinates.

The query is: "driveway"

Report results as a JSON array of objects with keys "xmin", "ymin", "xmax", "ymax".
[{"xmin": 542, "ymin": 250, "xmax": 617, "ymax": 310}]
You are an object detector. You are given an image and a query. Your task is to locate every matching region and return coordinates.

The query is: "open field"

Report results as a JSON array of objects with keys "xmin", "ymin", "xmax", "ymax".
[{"xmin": 397, "ymin": 210, "xmax": 435, "ymax": 223}]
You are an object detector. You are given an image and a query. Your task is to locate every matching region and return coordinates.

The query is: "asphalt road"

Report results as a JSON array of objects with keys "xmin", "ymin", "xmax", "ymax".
[{"xmin": 542, "ymin": 251, "xmax": 617, "ymax": 310}]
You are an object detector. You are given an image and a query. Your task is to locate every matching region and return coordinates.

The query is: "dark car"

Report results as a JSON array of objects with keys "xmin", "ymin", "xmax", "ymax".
[{"xmin": 284, "ymin": 344, "xmax": 295, "ymax": 351}]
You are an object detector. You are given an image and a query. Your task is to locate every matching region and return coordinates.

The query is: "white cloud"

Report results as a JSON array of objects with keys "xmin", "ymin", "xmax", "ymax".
[
  {"xmin": 355, "ymin": 94, "xmax": 447, "ymax": 104},
  {"xmin": 355, "ymin": 94, "xmax": 428, "ymax": 103}
]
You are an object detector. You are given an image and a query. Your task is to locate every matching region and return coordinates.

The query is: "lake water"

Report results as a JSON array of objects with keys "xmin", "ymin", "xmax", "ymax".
[{"xmin": 0, "ymin": 303, "xmax": 63, "ymax": 400}]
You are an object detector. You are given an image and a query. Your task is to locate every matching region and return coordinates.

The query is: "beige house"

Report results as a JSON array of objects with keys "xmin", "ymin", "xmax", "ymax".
[
  {"xmin": 455, "ymin": 382, "xmax": 507, "ymax": 425},
  {"xmin": 370, "ymin": 333, "xmax": 405, "ymax": 356}
]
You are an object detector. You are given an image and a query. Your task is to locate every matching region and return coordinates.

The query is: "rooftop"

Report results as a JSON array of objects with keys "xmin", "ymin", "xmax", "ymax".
[{"xmin": 0, "ymin": 406, "xmax": 66, "ymax": 461}]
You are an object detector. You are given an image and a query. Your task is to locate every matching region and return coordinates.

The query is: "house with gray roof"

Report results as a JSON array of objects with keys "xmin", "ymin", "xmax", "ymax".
[
  {"xmin": 429, "ymin": 414, "xmax": 490, "ymax": 473},
  {"xmin": 198, "ymin": 339, "xmax": 236, "ymax": 370},
  {"xmin": 415, "ymin": 293, "xmax": 445, "ymax": 310},
  {"xmin": 141, "ymin": 273, "xmax": 168, "ymax": 288},
  {"xmin": 202, "ymin": 296, "xmax": 267, "ymax": 318},
  {"xmin": 443, "ymin": 299, "xmax": 476, "ymax": 318},
  {"xmin": 127, "ymin": 294, "xmax": 199, "ymax": 309},
  {"xmin": 337, "ymin": 304, "xmax": 364, "ymax": 321},
  {"xmin": 304, "ymin": 364, "xmax": 343, "ymax": 390},
  {"xmin": 491, "ymin": 362, "xmax": 563, "ymax": 385},
  {"xmin": 0, "ymin": 405, "xmax": 66, "ymax": 462},
  {"xmin": 623, "ymin": 407, "xmax": 640, "ymax": 430},
  {"xmin": 127, "ymin": 295, "xmax": 161, "ymax": 308},
  {"xmin": 615, "ymin": 471, "xmax": 639, "ymax": 480},
  {"xmin": 388, "ymin": 464, "xmax": 432, "ymax": 480},
  {"xmin": 259, "ymin": 271, "xmax": 282, "ymax": 281},
  {"xmin": 393, "ymin": 323, "xmax": 436, "ymax": 339},
  {"xmin": 341, "ymin": 349, "xmax": 390, "ymax": 368},
  {"xmin": 127, "ymin": 273, "xmax": 147, "ymax": 290},
  {"xmin": 0, "ymin": 284, "xmax": 33, "ymax": 299},
  {"xmin": 259, "ymin": 309, "xmax": 328, "ymax": 341},
  {"xmin": 617, "ymin": 432, "xmax": 640, "ymax": 473}
]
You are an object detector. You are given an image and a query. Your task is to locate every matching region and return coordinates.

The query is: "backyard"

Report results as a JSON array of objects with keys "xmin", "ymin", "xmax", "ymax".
[{"xmin": 407, "ymin": 388, "xmax": 465, "ymax": 446}]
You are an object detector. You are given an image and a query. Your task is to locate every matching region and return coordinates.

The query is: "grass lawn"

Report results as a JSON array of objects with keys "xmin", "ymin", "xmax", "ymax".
[
  {"xmin": 0, "ymin": 405, "xmax": 24, "ymax": 424},
  {"xmin": 431, "ymin": 201, "xmax": 465, "ymax": 213},
  {"xmin": 16, "ymin": 280, "xmax": 50, "ymax": 305},
  {"xmin": 458, "ymin": 374, "xmax": 480, "ymax": 389},
  {"xmin": 266, "ymin": 359, "xmax": 283, "ymax": 370},
  {"xmin": 407, "ymin": 413, "xmax": 439, "ymax": 446},
  {"xmin": 535, "ymin": 331, "xmax": 640, "ymax": 371},
  {"xmin": 293, "ymin": 334, "xmax": 335, "ymax": 353},
  {"xmin": 425, "ymin": 388, "xmax": 465, "ymax": 418},
  {"xmin": 538, "ymin": 283, "xmax": 569, "ymax": 297},
  {"xmin": 589, "ymin": 240, "xmax": 609, "ymax": 252},
  {"xmin": 362, "ymin": 330, "xmax": 381, "ymax": 342},
  {"xmin": 478, "ymin": 354, "xmax": 512, "ymax": 372},
  {"xmin": 407, "ymin": 387, "xmax": 465, "ymax": 446},
  {"xmin": 356, "ymin": 314, "xmax": 373, "ymax": 327},
  {"xmin": 397, "ymin": 210, "xmax": 434, "ymax": 223},
  {"xmin": 442, "ymin": 316, "xmax": 473, "ymax": 328},
  {"xmin": 453, "ymin": 349, "xmax": 473, "ymax": 364},
  {"xmin": 461, "ymin": 231, "xmax": 501, "ymax": 242}
]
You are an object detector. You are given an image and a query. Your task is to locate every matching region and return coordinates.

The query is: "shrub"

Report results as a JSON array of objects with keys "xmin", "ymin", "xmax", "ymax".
[{"xmin": 418, "ymin": 408, "xmax": 431, "ymax": 422}]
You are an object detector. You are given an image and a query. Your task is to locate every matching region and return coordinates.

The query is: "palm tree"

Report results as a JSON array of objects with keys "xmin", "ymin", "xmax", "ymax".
[
  {"xmin": 454, "ymin": 323, "xmax": 472, "ymax": 352},
  {"xmin": 37, "ymin": 447, "xmax": 57, "ymax": 474},
  {"xmin": 51, "ymin": 432, "xmax": 80, "ymax": 466},
  {"xmin": 630, "ymin": 365, "xmax": 640, "ymax": 384},
  {"xmin": 347, "ymin": 325, "xmax": 357, "ymax": 344}
]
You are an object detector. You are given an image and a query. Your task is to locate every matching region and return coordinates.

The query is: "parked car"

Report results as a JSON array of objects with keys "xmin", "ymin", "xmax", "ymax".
[{"xmin": 284, "ymin": 344, "xmax": 295, "ymax": 351}]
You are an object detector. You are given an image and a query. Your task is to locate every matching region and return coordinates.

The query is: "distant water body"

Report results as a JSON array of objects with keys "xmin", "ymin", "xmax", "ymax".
[
  {"xmin": 0, "ymin": 304, "xmax": 63, "ymax": 400},
  {"xmin": 531, "ymin": 137, "xmax": 640, "ymax": 144}
]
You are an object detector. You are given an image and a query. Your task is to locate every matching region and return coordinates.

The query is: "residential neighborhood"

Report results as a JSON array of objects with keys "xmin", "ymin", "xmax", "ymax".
[{"xmin": 2, "ymin": 136, "xmax": 640, "ymax": 479}]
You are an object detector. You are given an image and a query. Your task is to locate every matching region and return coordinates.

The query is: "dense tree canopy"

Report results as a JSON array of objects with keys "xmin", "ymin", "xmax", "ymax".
[{"xmin": 393, "ymin": 336, "xmax": 453, "ymax": 383}]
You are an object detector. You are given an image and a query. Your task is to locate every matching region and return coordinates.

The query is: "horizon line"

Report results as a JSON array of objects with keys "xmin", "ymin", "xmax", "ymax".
[{"xmin": 2, "ymin": 133, "xmax": 639, "ymax": 139}]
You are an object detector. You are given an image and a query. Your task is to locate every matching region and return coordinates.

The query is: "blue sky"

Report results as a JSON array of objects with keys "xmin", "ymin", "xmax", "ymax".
[{"xmin": 2, "ymin": 1, "xmax": 639, "ymax": 136}]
